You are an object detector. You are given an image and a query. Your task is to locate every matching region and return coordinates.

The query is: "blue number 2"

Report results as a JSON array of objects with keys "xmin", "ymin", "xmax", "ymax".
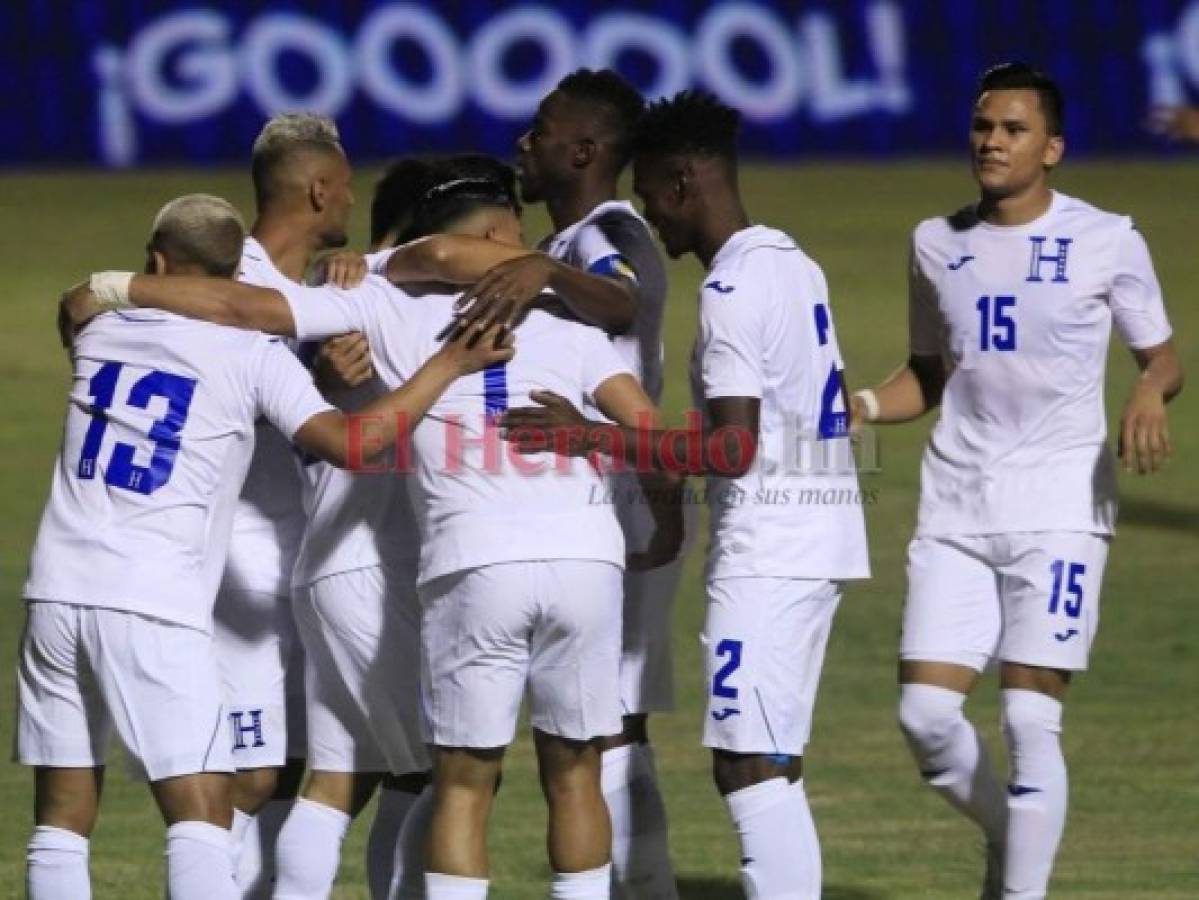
[
  {"xmin": 813, "ymin": 303, "xmax": 848, "ymax": 440},
  {"xmin": 712, "ymin": 639, "xmax": 743, "ymax": 699},
  {"xmin": 1048, "ymin": 560, "xmax": 1086, "ymax": 618},
  {"xmin": 77, "ymin": 362, "xmax": 197, "ymax": 495}
]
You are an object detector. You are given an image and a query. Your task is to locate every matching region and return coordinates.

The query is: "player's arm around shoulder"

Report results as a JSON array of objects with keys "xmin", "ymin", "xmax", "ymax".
[{"xmin": 293, "ymin": 321, "xmax": 514, "ymax": 468}]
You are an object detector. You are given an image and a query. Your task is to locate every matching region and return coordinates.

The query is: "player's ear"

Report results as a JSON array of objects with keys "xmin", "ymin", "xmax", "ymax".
[
  {"xmin": 149, "ymin": 249, "xmax": 168, "ymax": 276},
  {"xmin": 309, "ymin": 176, "xmax": 327, "ymax": 214},
  {"xmin": 673, "ymin": 160, "xmax": 694, "ymax": 203},
  {"xmin": 1043, "ymin": 134, "xmax": 1065, "ymax": 170},
  {"xmin": 573, "ymin": 138, "xmax": 596, "ymax": 169}
]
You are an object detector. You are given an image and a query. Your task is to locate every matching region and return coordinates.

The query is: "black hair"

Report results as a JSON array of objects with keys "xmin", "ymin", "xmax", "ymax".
[
  {"xmin": 370, "ymin": 157, "xmax": 438, "ymax": 247},
  {"xmin": 555, "ymin": 68, "xmax": 645, "ymax": 167},
  {"xmin": 633, "ymin": 90, "xmax": 741, "ymax": 162},
  {"xmin": 442, "ymin": 153, "xmax": 522, "ymax": 219},
  {"xmin": 398, "ymin": 159, "xmax": 519, "ymax": 244},
  {"xmin": 976, "ymin": 62, "xmax": 1064, "ymax": 136}
]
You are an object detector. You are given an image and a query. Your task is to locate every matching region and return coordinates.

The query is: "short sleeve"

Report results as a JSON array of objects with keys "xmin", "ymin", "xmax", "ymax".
[
  {"xmin": 365, "ymin": 248, "xmax": 394, "ymax": 274},
  {"xmin": 250, "ymin": 338, "xmax": 336, "ymax": 439},
  {"xmin": 574, "ymin": 220, "xmax": 639, "ymax": 287},
  {"xmin": 281, "ymin": 282, "xmax": 370, "ymax": 341},
  {"xmin": 577, "ymin": 325, "xmax": 634, "ymax": 400},
  {"xmin": 698, "ymin": 278, "xmax": 765, "ymax": 400},
  {"xmin": 908, "ymin": 241, "xmax": 944, "ymax": 356},
  {"xmin": 1110, "ymin": 222, "xmax": 1173, "ymax": 350}
]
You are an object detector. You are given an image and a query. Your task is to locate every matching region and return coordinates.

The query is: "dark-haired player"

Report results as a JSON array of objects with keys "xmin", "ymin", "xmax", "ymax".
[
  {"xmin": 851, "ymin": 63, "xmax": 1182, "ymax": 898},
  {"xmin": 504, "ymin": 89, "xmax": 870, "ymax": 898}
]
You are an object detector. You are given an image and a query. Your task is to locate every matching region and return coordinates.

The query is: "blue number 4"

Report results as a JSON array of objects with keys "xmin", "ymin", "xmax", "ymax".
[
  {"xmin": 976, "ymin": 295, "xmax": 1017, "ymax": 351},
  {"xmin": 1048, "ymin": 560, "xmax": 1086, "ymax": 618},
  {"xmin": 712, "ymin": 639, "xmax": 743, "ymax": 699},
  {"xmin": 77, "ymin": 362, "xmax": 197, "ymax": 495}
]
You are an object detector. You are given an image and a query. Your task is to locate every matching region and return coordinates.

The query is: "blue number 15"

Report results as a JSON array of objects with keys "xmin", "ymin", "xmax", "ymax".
[{"xmin": 77, "ymin": 362, "xmax": 197, "ymax": 495}]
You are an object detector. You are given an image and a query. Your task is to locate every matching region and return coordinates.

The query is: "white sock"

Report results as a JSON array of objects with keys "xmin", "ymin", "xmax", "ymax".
[
  {"xmin": 788, "ymin": 779, "xmax": 822, "ymax": 899},
  {"xmin": 367, "ymin": 788, "xmax": 419, "ymax": 899},
  {"xmin": 551, "ymin": 864, "xmax": 612, "ymax": 899},
  {"xmin": 235, "ymin": 799, "xmax": 293, "ymax": 898},
  {"xmin": 425, "ymin": 871, "xmax": 488, "ymax": 899},
  {"xmin": 26, "ymin": 825, "xmax": 90, "ymax": 900},
  {"xmin": 724, "ymin": 777, "xmax": 818, "ymax": 900},
  {"xmin": 1002, "ymin": 689, "xmax": 1067, "ymax": 900},
  {"xmin": 165, "ymin": 821, "xmax": 238, "ymax": 900},
  {"xmin": 898, "ymin": 683, "xmax": 1008, "ymax": 845},
  {"xmin": 601, "ymin": 744, "xmax": 677, "ymax": 899},
  {"xmin": 391, "ymin": 785, "xmax": 434, "ymax": 899},
  {"xmin": 273, "ymin": 798, "xmax": 351, "ymax": 899}
]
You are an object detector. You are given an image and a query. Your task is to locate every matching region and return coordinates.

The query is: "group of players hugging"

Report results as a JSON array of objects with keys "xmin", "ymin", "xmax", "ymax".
[{"xmin": 18, "ymin": 60, "xmax": 1181, "ymax": 900}]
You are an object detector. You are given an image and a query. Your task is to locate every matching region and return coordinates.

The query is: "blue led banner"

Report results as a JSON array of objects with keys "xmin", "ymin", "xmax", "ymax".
[{"xmin": 5, "ymin": 1, "xmax": 1199, "ymax": 167}]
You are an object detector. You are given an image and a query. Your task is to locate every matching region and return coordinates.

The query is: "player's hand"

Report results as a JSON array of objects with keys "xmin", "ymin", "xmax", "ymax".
[
  {"xmin": 628, "ymin": 494, "xmax": 685, "ymax": 572},
  {"xmin": 451, "ymin": 254, "xmax": 550, "ymax": 335},
  {"xmin": 1118, "ymin": 383, "xmax": 1172, "ymax": 475},
  {"xmin": 58, "ymin": 281, "xmax": 103, "ymax": 347},
  {"xmin": 316, "ymin": 251, "xmax": 369, "ymax": 289},
  {"xmin": 315, "ymin": 332, "xmax": 374, "ymax": 390},
  {"xmin": 849, "ymin": 393, "xmax": 869, "ymax": 435},
  {"xmin": 1147, "ymin": 105, "xmax": 1199, "ymax": 143},
  {"xmin": 500, "ymin": 390, "xmax": 593, "ymax": 455},
  {"xmin": 438, "ymin": 321, "xmax": 515, "ymax": 375}
]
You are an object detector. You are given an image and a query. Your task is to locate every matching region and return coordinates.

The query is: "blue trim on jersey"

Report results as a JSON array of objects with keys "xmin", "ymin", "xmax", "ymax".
[
  {"xmin": 483, "ymin": 362, "xmax": 509, "ymax": 420},
  {"xmin": 587, "ymin": 253, "xmax": 638, "ymax": 283}
]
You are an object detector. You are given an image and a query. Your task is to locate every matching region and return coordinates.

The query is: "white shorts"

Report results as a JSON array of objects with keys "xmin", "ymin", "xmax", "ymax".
[
  {"xmin": 16, "ymin": 602, "xmax": 233, "ymax": 781},
  {"xmin": 701, "ymin": 578, "xmax": 841, "ymax": 756},
  {"xmin": 901, "ymin": 532, "xmax": 1111, "ymax": 673},
  {"xmin": 294, "ymin": 564, "xmax": 428, "ymax": 775},
  {"xmin": 419, "ymin": 560, "xmax": 623, "ymax": 748},
  {"xmin": 213, "ymin": 587, "xmax": 306, "ymax": 769}
]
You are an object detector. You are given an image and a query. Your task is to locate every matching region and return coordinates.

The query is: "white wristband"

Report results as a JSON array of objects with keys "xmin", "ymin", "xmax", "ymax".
[
  {"xmin": 89, "ymin": 271, "xmax": 135, "ymax": 310},
  {"xmin": 853, "ymin": 388, "xmax": 881, "ymax": 422}
]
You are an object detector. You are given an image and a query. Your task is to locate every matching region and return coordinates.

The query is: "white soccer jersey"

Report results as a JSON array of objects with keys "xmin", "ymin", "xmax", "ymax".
[
  {"xmin": 909, "ymin": 191, "xmax": 1173, "ymax": 537},
  {"xmin": 291, "ymin": 372, "xmax": 421, "ymax": 588},
  {"xmin": 285, "ymin": 276, "xmax": 632, "ymax": 584},
  {"xmin": 540, "ymin": 200, "xmax": 668, "ymax": 403},
  {"xmin": 689, "ymin": 225, "xmax": 870, "ymax": 581},
  {"xmin": 24, "ymin": 312, "xmax": 333, "ymax": 633},
  {"xmin": 223, "ymin": 238, "xmax": 310, "ymax": 595}
]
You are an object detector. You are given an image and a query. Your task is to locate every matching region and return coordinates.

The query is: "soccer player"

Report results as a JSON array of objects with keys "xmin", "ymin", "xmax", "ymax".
[
  {"xmin": 22, "ymin": 194, "xmax": 510, "ymax": 900},
  {"xmin": 502, "ymin": 90, "xmax": 871, "ymax": 899},
  {"xmin": 849, "ymin": 63, "xmax": 1183, "ymax": 898},
  {"xmin": 217, "ymin": 112, "xmax": 363, "ymax": 896},
  {"xmin": 379, "ymin": 71, "xmax": 684, "ymax": 896},
  {"xmin": 72, "ymin": 162, "xmax": 681, "ymax": 900},
  {"xmin": 514, "ymin": 69, "xmax": 683, "ymax": 900}
]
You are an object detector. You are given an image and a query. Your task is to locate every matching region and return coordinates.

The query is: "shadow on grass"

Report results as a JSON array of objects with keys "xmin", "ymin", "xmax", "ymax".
[
  {"xmin": 678, "ymin": 878, "xmax": 888, "ymax": 899},
  {"xmin": 1118, "ymin": 498, "xmax": 1199, "ymax": 535}
]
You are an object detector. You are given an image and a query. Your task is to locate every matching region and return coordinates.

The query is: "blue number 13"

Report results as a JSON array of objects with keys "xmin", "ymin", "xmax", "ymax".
[{"xmin": 77, "ymin": 362, "xmax": 197, "ymax": 495}]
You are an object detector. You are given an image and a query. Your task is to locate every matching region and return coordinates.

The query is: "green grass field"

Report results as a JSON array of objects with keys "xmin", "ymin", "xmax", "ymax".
[{"xmin": 1, "ymin": 162, "xmax": 1196, "ymax": 898}]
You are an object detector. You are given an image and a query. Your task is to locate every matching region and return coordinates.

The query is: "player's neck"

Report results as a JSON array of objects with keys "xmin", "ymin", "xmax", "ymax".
[
  {"xmin": 250, "ymin": 214, "xmax": 323, "ymax": 283},
  {"xmin": 696, "ymin": 202, "xmax": 752, "ymax": 269},
  {"xmin": 978, "ymin": 184, "xmax": 1054, "ymax": 227},
  {"xmin": 547, "ymin": 179, "xmax": 617, "ymax": 234}
]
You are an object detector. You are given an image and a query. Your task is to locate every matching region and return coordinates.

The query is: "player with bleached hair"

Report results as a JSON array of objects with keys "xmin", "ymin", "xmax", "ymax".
[
  {"xmin": 20, "ymin": 195, "xmax": 510, "ymax": 900},
  {"xmin": 502, "ymin": 89, "xmax": 870, "ymax": 899},
  {"xmin": 66, "ymin": 156, "xmax": 682, "ymax": 900},
  {"xmin": 850, "ymin": 63, "xmax": 1183, "ymax": 898}
]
